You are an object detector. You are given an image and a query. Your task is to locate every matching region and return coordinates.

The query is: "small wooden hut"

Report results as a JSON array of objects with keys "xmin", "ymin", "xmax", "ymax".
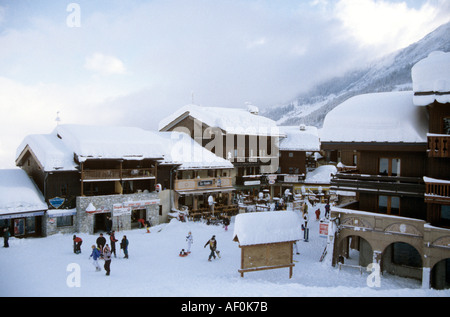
[{"xmin": 233, "ymin": 211, "xmax": 302, "ymax": 278}]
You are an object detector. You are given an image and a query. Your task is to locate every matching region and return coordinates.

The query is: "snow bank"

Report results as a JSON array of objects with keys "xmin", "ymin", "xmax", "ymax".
[
  {"xmin": 412, "ymin": 51, "xmax": 450, "ymax": 106},
  {"xmin": 233, "ymin": 211, "xmax": 302, "ymax": 246},
  {"xmin": 320, "ymin": 91, "xmax": 428, "ymax": 143},
  {"xmin": 304, "ymin": 165, "xmax": 337, "ymax": 184}
]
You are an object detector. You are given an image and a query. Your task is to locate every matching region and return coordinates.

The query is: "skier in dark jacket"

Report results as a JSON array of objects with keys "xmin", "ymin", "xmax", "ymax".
[
  {"xmin": 3, "ymin": 227, "xmax": 10, "ymax": 248},
  {"xmin": 110, "ymin": 231, "xmax": 118, "ymax": 257},
  {"xmin": 96, "ymin": 233, "xmax": 106, "ymax": 254},
  {"xmin": 204, "ymin": 235, "xmax": 218, "ymax": 261},
  {"xmin": 120, "ymin": 235, "xmax": 129, "ymax": 259}
]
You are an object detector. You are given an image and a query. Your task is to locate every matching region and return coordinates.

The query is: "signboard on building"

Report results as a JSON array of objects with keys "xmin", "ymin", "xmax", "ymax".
[{"xmin": 319, "ymin": 221, "xmax": 329, "ymax": 237}]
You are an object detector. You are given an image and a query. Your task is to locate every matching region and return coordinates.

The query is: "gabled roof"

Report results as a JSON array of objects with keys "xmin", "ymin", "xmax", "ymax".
[
  {"xmin": 412, "ymin": 51, "xmax": 450, "ymax": 106},
  {"xmin": 0, "ymin": 169, "xmax": 47, "ymax": 215},
  {"xmin": 233, "ymin": 211, "xmax": 302, "ymax": 246},
  {"xmin": 159, "ymin": 104, "xmax": 285, "ymax": 137},
  {"xmin": 320, "ymin": 91, "xmax": 428, "ymax": 144}
]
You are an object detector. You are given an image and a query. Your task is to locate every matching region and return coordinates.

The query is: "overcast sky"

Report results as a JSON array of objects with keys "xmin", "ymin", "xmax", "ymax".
[{"xmin": 0, "ymin": 0, "xmax": 449, "ymax": 168}]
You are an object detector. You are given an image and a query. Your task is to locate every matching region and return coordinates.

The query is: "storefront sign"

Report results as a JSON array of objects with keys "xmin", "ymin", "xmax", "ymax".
[
  {"xmin": 319, "ymin": 221, "xmax": 329, "ymax": 237},
  {"xmin": 86, "ymin": 205, "xmax": 110, "ymax": 214},
  {"xmin": 49, "ymin": 197, "xmax": 65, "ymax": 209},
  {"xmin": 113, "ymin": 199, "xmax": 160, "ymax": 216},
  {"xmin": 267, "ymin": 174, "xmax": 277, "ymax": 185},
  {"xmin": 244, "ymin": 180, "xmax": 260, "ymax": 186},
  {"xmin": 198, "ymin": 180, "xmax": 213, "ymax": 187},
  {"xmin": 113, "ymin": 204, "xmax": 131, "ymax": 216},
  {"xmin": 284, "ymin": 175, "xmax": 299, "ymax": 183}
]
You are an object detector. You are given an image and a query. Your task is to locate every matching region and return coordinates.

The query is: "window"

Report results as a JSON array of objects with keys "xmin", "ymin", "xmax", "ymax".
[
  {"xmin": 379, "ymin": 158, "xmax": 401, "ymax": 176},
  {"xmin": 289, "ymin": 152, "xmax": 294, "ymax": 158},
  {"xmin": 57, "ymin": 216, "xmax": 73, "ymax": 227},
  {"xmin": 378, "ymin": 196, "xmax": 400, "ymax": 215},
  {"xmin": 444, "ymin": 117, "xmax": 450, "ymax": 134}
]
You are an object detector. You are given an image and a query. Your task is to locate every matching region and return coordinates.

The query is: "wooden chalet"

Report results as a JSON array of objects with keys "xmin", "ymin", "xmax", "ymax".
[
  {"xmin": 16, "ymin": 124, "xmax": 166, "ymax": 235},
  {"xmin": 159, "ymin": 104, "xmax": 285, "ymax": 196},
  {"xmin": 159, "ymin": 131, "xmax": 237, "ymax": 222},
  {"xmin": 321, "ymin": 51, "xmax": 450, "ymax": 289}
]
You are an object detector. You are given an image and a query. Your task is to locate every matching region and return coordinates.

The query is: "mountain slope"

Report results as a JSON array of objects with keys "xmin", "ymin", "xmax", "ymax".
[{"xmin": 261, "ymin": 22, "xmax": 450, "ymax": 128}]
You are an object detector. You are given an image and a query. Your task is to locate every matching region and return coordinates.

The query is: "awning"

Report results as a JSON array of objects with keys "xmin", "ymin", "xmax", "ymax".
[
  {"xmin": 47, "ymin": 208, "xmax": 77, "ymax": 217},
  {"xmin": 0, "ymin": 210, "xmax": 46, "ymax": 220}
]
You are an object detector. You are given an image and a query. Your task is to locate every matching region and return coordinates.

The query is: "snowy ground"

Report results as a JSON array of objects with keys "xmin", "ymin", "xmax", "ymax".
[{"xmin": 1, "ymin": 204, "xmax": 450, "ymax": 298}]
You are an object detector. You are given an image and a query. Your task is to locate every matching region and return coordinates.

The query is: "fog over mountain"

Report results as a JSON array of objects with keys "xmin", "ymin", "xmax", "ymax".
[{"xmin": 261, "ymin": 22, "xmax": 450, "ymax": 128}]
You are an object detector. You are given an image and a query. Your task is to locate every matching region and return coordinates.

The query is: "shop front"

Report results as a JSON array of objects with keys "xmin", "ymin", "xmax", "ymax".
[{"xmin": 0, "ymin": 211, "xmax": 45, "ymax": 237}]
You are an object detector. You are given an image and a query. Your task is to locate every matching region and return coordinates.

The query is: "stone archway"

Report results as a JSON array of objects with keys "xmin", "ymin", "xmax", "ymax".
[
  {"xmin": 431, "ymin": 258, "xmax": 450, "ymax": 290},
  {"xmin": 381, "ymin": 242, "xmax": 423, "ymax": 280},
  {"xmin": 336, "ymin": 233, "xmax": 374, "ymax": 268}
]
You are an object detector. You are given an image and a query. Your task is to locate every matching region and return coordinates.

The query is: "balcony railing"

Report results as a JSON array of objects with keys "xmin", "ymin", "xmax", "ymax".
[
  {"xmin": 175, "ymin": 177, "xmax": 233, "ymax": 192},
  {"xmin": 82, "ymin": 168, "xmax": 156, "ymax": 182},
  {"xmin": 428, "ymin": 134, "xmax": 450, "ymax": 158},
  {"xmin": 424, "ymin": 177, "xmax": 450, "ymax": 204},
  {"xmin": 331, "ymin": 173, "xmax": 425, "ymax": 198}
]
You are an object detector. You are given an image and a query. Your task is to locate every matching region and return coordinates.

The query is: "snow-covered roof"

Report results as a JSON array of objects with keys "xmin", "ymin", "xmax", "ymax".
[
  {"xmin": 16, "ymin": 124, "xmax": 169, "ymax": 170},
  {"xmin": 0, "ymin": 169, "xmax": 47, "ymax": 215},
  {"xmin": 278, "ymin": 125, "xmax": 320, "ymax": 151},
  {"xmin": 304, "ymin": 165, "xmax": 337, "ymax": 184},
  {"xmin": 16, "ymin": 133, "xmax": 78, "ymax": 172},
  {"xmin": 159, "ymin": 104, "xmax": 284, "ymax": 137},
  {"xmin": 320, "ymin": 91, "xmax": 428, "ymax": 143},
  {"xmin": 233, "ymin": 211, "xmax": 303, "ymax": 246},
  {"xmin": 55, "ymin": 124, "xmax": 166, "ymax": 162},
  {"xmin": 159, "ymin": 131, "xmax": 234, "ymax": 170},
  {"xmin": 412, "ymin": 51, "xmax": 450, "ymax": 106}
]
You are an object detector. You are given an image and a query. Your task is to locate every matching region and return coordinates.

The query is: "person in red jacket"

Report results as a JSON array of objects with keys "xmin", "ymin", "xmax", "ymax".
[{"xmin": 73, "ymin": 235, "xmax": 82, "ymax": 254}]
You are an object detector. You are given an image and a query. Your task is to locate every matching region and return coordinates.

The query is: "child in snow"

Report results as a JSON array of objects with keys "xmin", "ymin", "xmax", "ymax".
[
  {"xmin": 222, "ymin": 217, "xmax": 230, "ymax": 231},
  {"xmin": 179, "ymin": 249, "xmax": 187, "ymax": 257},
  {"xmin": 120, "ymin": 235, "xmax": 129, "ymax": 259},
  {"xmin": 73, "ymin": 235, "xmax": 82, "ymax": 254},
  {"xmin": 103, "ymin": 244, "xmax": 112, "ymax": 276},
  {"xmin": 186, "ymin": 231, "xmax": 193, "ymax": 253},
  {"xmin": 89, "ymin": 245, "xmax": 101, "ymax": 271}
]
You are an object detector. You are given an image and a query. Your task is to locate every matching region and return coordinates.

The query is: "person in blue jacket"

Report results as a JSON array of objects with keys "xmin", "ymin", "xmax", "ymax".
[{"xmin": 89, "ymin": 245, "xmax": 101, "ymax": 271}]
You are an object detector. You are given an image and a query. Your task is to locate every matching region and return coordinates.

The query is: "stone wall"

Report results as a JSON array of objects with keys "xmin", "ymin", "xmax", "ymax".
[{"xmin": 76, "ymin": 192, "xmax": 160, "ymax": 234}]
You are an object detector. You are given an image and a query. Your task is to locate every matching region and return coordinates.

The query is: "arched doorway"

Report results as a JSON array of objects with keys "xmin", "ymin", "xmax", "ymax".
[
  {"xmin": 381, "ymin": 242, "xmax": 422, "ymax": 280},
  {"xmin": 337, "ymin": 235, "xmax": 373, "ymax": 268},
  {"xmin": 431, "ymin": 258, "xmax": 450, "ymax": 290}
]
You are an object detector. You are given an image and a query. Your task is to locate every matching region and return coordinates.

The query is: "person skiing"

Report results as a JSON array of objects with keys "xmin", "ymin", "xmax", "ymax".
[
  {"xmin": 3, "ymin": 227, "xmax": 10, "ymax": 248},
  {"xmin": 120, "ymin": 235, "xmax": 129, "ymax": 259},
  {"xmin": 186, "ymin": 231, "xmax": 193, "ymax": 253},
  {"xmin": 73, "ymin": 235, "xmax": 82, "ymax": 254},
  {"xmin": 204, "ymin": 235, "xmax": 219, "ymax": 261},
  {"xmin": 89, "ymin": 245, "xmax": 101, "ymax": 272},
  {"xmin": 96, "ymin": 233, "xmax": 106, "ymax": 254},
  {"xmin": 103, "ymin": 244, "xmax": 112, "ymax": 276},
  {"xmin": 110, "ymin": 230, "xmax": 118, "ymax": 258}
]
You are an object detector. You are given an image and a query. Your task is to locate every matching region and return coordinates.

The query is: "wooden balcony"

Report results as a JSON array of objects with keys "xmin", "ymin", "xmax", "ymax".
[
  {"xmin": 424, "ymin": 177, "xmax": 450, "ymax": 204},
  {"xmin": 428, "ymin": 134, "xmax": 450, "ymax": 158},
  {"xmin": 175, "ymin": 177, "xmax": 232, "ymax": 192},
  {"xmin": 82, "ymin": 168, "xmax": 156, "ymax": 182},
  {"xmin": 331, "ymin": 173, "xmax": 425, "ymax": 198}
]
